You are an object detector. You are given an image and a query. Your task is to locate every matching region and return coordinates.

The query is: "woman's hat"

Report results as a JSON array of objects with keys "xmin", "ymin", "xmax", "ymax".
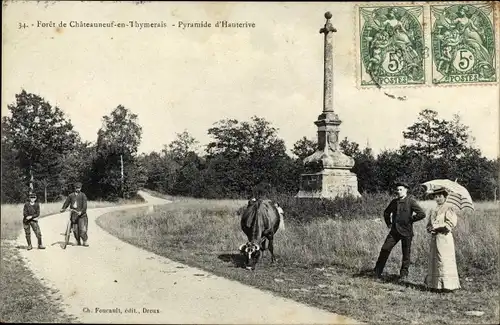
[
  {"xmin": 428, "ymin": 187, "xmax": 448, "ymax": 196},
  {"xmin": 394, "ymin": 181, "xmax": 410, "ymax": 189}
]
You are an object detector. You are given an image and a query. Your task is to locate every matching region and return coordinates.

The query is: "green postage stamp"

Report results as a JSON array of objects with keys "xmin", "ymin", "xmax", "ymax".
[
  {"xmin": 359, "ymin": 6, "xmax": 425, "ymax": 87},
  {"xmin": 431, "ymin": 3, "xmax": 497, "ymax": 85}
]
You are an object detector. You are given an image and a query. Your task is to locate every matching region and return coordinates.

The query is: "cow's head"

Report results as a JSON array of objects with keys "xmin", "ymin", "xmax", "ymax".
[{"xmin": 239, "ymin": 242, "xmax": 261, "ymax": 270}]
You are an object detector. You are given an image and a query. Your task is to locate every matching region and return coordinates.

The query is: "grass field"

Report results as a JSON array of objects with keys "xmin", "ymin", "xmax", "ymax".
[
  {"xmin": 0, "ymin": 198, "xmax": 142, "ymax": 323},
  {"xmin": 97, "ymin": 195, "xmax": 500, "ymax": 324}
]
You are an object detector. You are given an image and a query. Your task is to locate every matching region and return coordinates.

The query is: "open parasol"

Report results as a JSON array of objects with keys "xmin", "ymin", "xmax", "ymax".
[{"xmin": 421, "ymin": 179, "xmax": 474, "ymax": 211}]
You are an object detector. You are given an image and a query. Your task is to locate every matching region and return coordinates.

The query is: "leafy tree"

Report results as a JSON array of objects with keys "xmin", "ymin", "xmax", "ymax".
[
  {"xmin": 171, "ymin": 152, "xmax": 206, "ymax": 197},
  {"xmin": 2, "ymin": 90, "xmax": 79, "ymax": 201},
  {"xmin": 138, "ymin": 152, "xmax": 164, "ymax": 192},
  {"xmin": 206, "ymin": 119, "xmax": 246, "ymax": 158},
  {"xmin": 1, "ymin": 137, "xmax": 26, "ymax": 203},
  {"xmin": 97, "ymin": 105, "xmax": 142, "ymax": 157},
  {"xmin": 201, "ymin": 154, "xmax": 243, "ymax": 198},
  {"xmin": 455, "ymin": 148, "xmax": 498, "ymax": 200},
  {"xmin": 140, "ymin": 131, "xmax": 201, "ymax": 195},
  {"xmin": 292, "ymin": 137, "xmax": 317, "ymax": 161},
  {"xmin": 442, "ymin": 114, "xmax": 471, "ymax": 159},
  {"xmin": 167, "ymin": 130, "xmax": 200, "ymax": 163},
  {"xmin": 396, "ymin": 148, "xmax": 427, "ymax": 191},
  {"xmin": 340, "ymin": 137, "xmax": 361, "ymax": 158},
  {"xmin": 375, "ymin": 149, "xmax": 407, "ymax": 191},
  {"xmin": 354, "ymin": 147, "xmax": 379, "ymax": 193},
  {"xmin": 59, "ymin": 141, "xmax": 97, "ymax": 197},
  {"xmin": 205, "ymin": 116, "xmax": 294, "ymax": 198},
  {"xmin": 92, "ymin": 105, "xmax": 144, "ymax": 200},
  {"xmin": 402, "ymin": 109, "xmax": 443, "ymax": 159},
  {"xmin": 399, "ymin": 109, "xmax": 494, "ymax": 199},
  {"xmin": 402, "ymin": 109, "xmax": 470, "ymax": 160}
]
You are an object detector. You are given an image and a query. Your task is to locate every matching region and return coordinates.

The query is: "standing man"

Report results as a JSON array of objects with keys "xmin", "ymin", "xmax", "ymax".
[
  {"xmin": 373, "ymin": 181, "xmax": 426, "ymax": 282},
  {"xmin": 60, "ymin": 182, "xmax": 89, "ymax": 247},
  {"xmin": 23, "ymin": 193, "xmax": 45, "ymax": 250}
]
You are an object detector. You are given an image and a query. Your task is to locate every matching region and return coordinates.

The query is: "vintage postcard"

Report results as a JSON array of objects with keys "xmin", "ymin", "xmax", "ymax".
[{"xmin": 1, "ymin": 1, "xmax": 499, "ymax": 324}]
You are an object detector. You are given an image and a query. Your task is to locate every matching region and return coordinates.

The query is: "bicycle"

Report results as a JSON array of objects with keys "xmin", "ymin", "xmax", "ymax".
[{"xmin": 61, "ymin": 208, "xmax": 78, "ymax": 249}]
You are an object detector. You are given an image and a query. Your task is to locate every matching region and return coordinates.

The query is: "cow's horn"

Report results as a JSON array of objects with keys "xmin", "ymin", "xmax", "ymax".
[{"xmin": 239, "ymin": 244, "xmax": 246, "ymax": 251}]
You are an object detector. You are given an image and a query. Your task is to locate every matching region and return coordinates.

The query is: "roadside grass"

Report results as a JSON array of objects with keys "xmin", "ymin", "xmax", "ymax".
[
  {"xmin": 97, "ymin": 197, "xmax": 500, "ymax": 324},
  {"xmin": 270, "ymin": 192, "xmax": 394, "ymax": 222},
  {"xmin": 0, "ymin": 240, "xmax": 78, "ymax": 323},
  {"xmin": 0, "ymin": 197, "xmax": 141, "ymax": 323}
]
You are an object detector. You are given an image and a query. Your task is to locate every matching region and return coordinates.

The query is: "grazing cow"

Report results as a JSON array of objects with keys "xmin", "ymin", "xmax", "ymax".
[{"xmin": 239, "ymin": 199, "xmax": 282, "ymax": 270}]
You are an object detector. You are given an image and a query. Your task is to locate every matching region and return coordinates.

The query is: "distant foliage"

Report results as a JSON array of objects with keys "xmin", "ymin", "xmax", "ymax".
[
  {"xmin": 1, "ymin": 91, "xmax": 498, "ymax": 204},
  {"xmin": 139, "ymin": 117, "xmax": 300, "ymax": 199},
  {"xmin": 139, "ymin": 110, "xmax": 497, "ymax": 202},
  {"xmin": 1, "ymin": 138, "xmax": 25, "ymax": 203}
]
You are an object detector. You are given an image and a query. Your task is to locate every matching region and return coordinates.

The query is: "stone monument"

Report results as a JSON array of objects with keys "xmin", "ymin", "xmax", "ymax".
[{"xmin": 296, "ymin": 12, "xmax": 361, "ymax": 199}]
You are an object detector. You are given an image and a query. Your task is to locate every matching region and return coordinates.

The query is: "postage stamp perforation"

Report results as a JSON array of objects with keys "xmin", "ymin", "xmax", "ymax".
[
  {"xmin": 430, "ymin": 2, "xmax": 498, "ymax": 85},
  {"xmin": 431, "ymin": 2, "xmax": 499, "ymax": 89},
  {"xmin": 358, "ymin": 3, "xmax": 426, "ymax": 88},
  {"xmin": 354, "ymin": 3, "xmax": 361, "ymax": 90},
  {"xmin": 354, "ymin": 3, "xmax": 427, "ymax": 90},
  {"xmin": 354, "ymin": 1, "xmax": 499, "ymax": 89}
]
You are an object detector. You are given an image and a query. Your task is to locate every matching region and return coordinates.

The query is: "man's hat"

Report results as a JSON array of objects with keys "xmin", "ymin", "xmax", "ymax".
[
  {"xmin": 394, "ymin": 181, "xmax": 410, "ymax": 189},
  {"xmin": 74, "ymin": 182, "xmax": 82, "ymax": 188},
  {"xmin": 29, "ymin": 193, "xmax": 37, "ymax": 199}
]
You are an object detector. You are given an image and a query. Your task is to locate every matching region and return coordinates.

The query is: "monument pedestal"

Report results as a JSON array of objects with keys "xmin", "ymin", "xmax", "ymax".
[
  {"xmin": 295, "ymin": 115, "xmax": 361, "ymax": 199},
  {"xmin": 297, "ymin": 169, "xmax": 361, "ymax": 199}
]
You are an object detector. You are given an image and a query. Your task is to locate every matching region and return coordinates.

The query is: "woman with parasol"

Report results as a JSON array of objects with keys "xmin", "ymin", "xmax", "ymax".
[{"xmin": 424, "ymin": 187, "xmax": 461, "ymax": 293}]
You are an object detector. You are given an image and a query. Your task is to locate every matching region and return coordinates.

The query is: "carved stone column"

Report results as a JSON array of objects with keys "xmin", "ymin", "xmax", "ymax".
[{"xmin": 296, "ymin": 12, "xmax": 361, "ymax": 199}]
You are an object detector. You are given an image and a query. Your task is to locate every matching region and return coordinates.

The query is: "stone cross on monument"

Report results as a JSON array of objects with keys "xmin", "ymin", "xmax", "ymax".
[{"xmin": 296, "ymin": 12, "xmax": 361, "ymax": 199}]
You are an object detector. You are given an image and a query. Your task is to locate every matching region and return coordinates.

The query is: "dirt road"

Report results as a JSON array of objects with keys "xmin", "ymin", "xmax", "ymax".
[{"xmin": 16, "ymin": 191, "xmax": 362, "ymax": 324}]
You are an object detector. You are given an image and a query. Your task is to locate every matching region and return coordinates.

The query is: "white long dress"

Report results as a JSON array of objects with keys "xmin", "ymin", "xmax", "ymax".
[{"xmin": 424, "ymin": 203, "xmax": 461, "ymax": 290}]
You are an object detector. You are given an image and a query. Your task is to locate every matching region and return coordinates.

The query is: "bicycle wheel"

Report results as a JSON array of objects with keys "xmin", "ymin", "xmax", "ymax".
[{"xmin": 62, "ymin": 220, "xmax": 71, "ymax": 249}]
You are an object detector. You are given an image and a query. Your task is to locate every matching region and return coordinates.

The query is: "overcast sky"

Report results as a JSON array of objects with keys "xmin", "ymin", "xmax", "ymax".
[{"xmin": 2, "ymin": 2, "xmax": 499, "ymax": 159}]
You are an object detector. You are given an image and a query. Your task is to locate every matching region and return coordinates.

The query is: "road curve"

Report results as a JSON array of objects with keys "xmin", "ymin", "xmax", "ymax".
[{"xmin": 16, "ymin": 191, "xmax": 362, "ymax": 324}]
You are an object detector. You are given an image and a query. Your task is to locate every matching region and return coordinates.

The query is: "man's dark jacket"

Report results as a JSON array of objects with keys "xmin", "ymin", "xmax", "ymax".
[
  {"xmin": 62, "ymin": 192, "xmax": 88, "ymax": 223},
  {"xmin": 23, "ymin": 202, "xmax": 40, "ymax": 224},
  {"xmin": 384, "ymin": 195, "xmax": 426, "ymax": 237}
]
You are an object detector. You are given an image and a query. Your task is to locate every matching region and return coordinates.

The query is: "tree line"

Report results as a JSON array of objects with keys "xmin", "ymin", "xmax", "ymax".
[
  {"xmin": 1, "ymin": 90, "xmax": 498, "ymax": 203},
  {"xmin": 1, "ymin": 90, "xmax": 146, "ymax": 203}
]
